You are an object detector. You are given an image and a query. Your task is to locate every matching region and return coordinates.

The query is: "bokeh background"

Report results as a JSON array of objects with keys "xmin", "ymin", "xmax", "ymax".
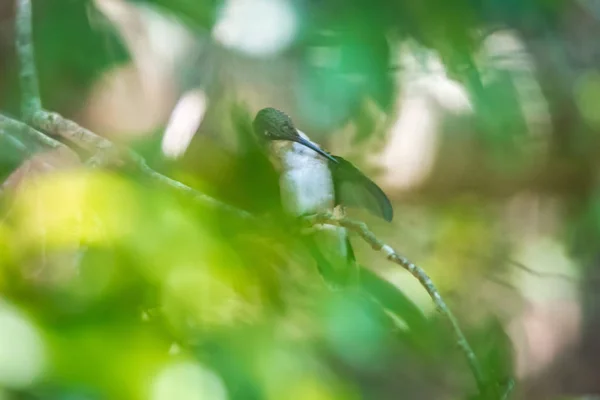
[{"xmin": 1, "ymin": 0, "xmax": 599, "ymax": 399}]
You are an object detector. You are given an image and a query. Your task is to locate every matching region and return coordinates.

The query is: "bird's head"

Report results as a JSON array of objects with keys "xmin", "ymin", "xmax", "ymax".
[{"xmin": 253, "ymin": 107, "xmax": 337, "ymax": 163}]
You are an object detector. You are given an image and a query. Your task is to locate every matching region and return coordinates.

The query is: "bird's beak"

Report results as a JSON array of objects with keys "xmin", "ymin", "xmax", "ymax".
[{"xmin": 292, "ymin": 136, "xmax": 338, "ymax": 164}]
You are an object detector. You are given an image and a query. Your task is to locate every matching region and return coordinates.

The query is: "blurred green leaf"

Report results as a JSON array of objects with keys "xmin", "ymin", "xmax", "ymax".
[
  {"xmin": 127, "ymin": 0, "xmax": 218, "ymax": 29},
  {"xmin": 31, "ymin": 0, "xmax": 129, "ymax": 113}
]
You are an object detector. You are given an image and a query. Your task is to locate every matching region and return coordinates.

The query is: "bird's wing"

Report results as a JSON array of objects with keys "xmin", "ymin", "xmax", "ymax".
[{"xmin": 330, "ymin": 156, "xmax": 393, "ymax": 222}]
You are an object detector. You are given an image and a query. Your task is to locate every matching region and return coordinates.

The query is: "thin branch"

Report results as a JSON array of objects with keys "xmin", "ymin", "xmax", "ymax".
[
  {"xmin": 507, "ymin": 259, "xmax": 579, "ymax": 284},
  {"xmin": 28, "ymin": 110, "xmax": 253, "ymax": 219},
  {"xmin": 2, "ymin": 112, "xmax": 245, "ymax": 216},
  {"xmin": 306, "ymin": 212, "xmax": 488, "ymax": 395},
  {"xmin": 32, "ymin": 110, "xmax": 116, "ymax": 160},
  {"xmin": 0, "ymin": 126, "xmax": 29, "ymax": 154},
  {"xmin": 142, "ymin": 166, "xmax": 253, "ymax": 217},
  {"xmin": 0, "ymin": 113, "xmax": 68, "ymax": 151},
  {"xmin": 15, "ymin": 0, "xmax": 41, "ymax": 121}
]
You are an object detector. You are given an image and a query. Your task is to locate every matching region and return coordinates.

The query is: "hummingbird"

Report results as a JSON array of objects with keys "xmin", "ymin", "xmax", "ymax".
[{"xmin": 252, "ymin": 107, "xmax": 393, "ymax": 286}]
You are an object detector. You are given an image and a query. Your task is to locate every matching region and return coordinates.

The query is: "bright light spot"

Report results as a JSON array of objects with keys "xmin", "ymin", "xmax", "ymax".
[
  {"xmin": 375, "ymin": 41, "xmax": 472, "ymax": 190},
  {"xmin": 507, "ymin": 236, "xmax": 582, "ymax": 378},
  {"xmin": 379, "ymin": 95, "xmax": 439, "ymax": 190},
  {"xmin": 479, "ymin": 30, "xmax": 551, "ymax": 138},
  {"xmin": 13, "ymin": 171, "xmax": 137, "ymax": 248},
  {"xmin": 509, "ymin": 300, "xmax": 581, "ymax": 378},
  {"xmin": 0, "ymin": 303, "xmax": 45, "ymax": 389},
  {"xmin": 512, "ymin": 237, "xmax": 579, "ymax": 301},
  {"xmin": 212, "ymin": 0, "xmax": 297, "ymax": 56},
  {"xmin": 163, "ymin": 266, "xmax": 253, "ymax": 328},
  {"xmin": 286, "ymin": 378, "xmax": 337, "ymax": 400},
  {"xmin": 162, "ymin": 90, "xmax": 208, "ymax": 159},
  {"xmin": 151, "ymin": 362, "xmax": 228, "ymax": 400}
]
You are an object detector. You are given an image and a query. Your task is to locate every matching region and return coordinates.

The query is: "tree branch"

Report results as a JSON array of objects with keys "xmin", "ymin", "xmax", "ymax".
[
  {"xmin": 29, "ymin": 110, "xmax": 254, "ymax": 219},
  {"xmin": 0, "ymin": 113, "xmax": 68, "ymax": 151},
  {"xmin": 15, "ymin": 0, "xmax": 41, "ymax": 121},
  {"xmin": 305, "ymin": 213, "xmax": 488, "ymax": 395},
  {"xmin": 0, "ymin": 125, "xmax": 29, "ymax": 154},
  {"xmin": 32, "ymin": 110, "xmax": 117, "ymax": 163}
]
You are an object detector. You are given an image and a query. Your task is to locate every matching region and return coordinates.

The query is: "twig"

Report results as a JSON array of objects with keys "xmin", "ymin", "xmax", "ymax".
[
  {"xmin": 507, "ymin": 259, "xmax": 579, "ymax": 283},
  {"xmin": 0, "ymin": 113, "xmax": 68, "ymax": 151},
  {"xmin": 15, "ymin": 0, "xmax": 41, "ymax": 121},
  {"xmin": 139, "ymin": 161, "xmax": 254, "ymax": 218},
  {"xmin": 32, "ymin": 110, "xmax": 117, "ymax": 162},
  {"xmin": 29, "ymin": 110, "xmax": 254, "ymax": 218},
  {"xmin": 306, "ymin": 212, "xmax": 488, "ymax": 395},
  {"xmin": 0, "ymin": 126, "xmax": 29, "ymax": 154},
  {"xmin": 3, "ymin": 111, "xmax": 244, "ymax": 218}
]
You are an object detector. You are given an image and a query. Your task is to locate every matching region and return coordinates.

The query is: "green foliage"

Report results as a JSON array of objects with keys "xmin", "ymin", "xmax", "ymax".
[
  {"xmin": 35, "ymin": 0, "xmax": 129, "ymax": 112},
  {"xmin": 9, "ymin": 0, "xmax": 593, "ymax": 397},
  {"xmin": 1, "ymin": 0, "xmax": 130, "ymax": 116},
  {"xmin": 129, "ymin": 0, "xmax": 219, "ymax": 29},
  {"xmin": 0, "ymin": 169, "xmax": 447, "ymax": 399},
  {"xmin": 0, "ymin": 155, "xmax": 519, "ymax": 399}
]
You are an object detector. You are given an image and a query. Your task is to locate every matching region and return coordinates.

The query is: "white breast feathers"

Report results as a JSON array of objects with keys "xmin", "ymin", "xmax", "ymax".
[{"xmin": 271, "ymin": 131, "xmax": 335, "ymax": 216}]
